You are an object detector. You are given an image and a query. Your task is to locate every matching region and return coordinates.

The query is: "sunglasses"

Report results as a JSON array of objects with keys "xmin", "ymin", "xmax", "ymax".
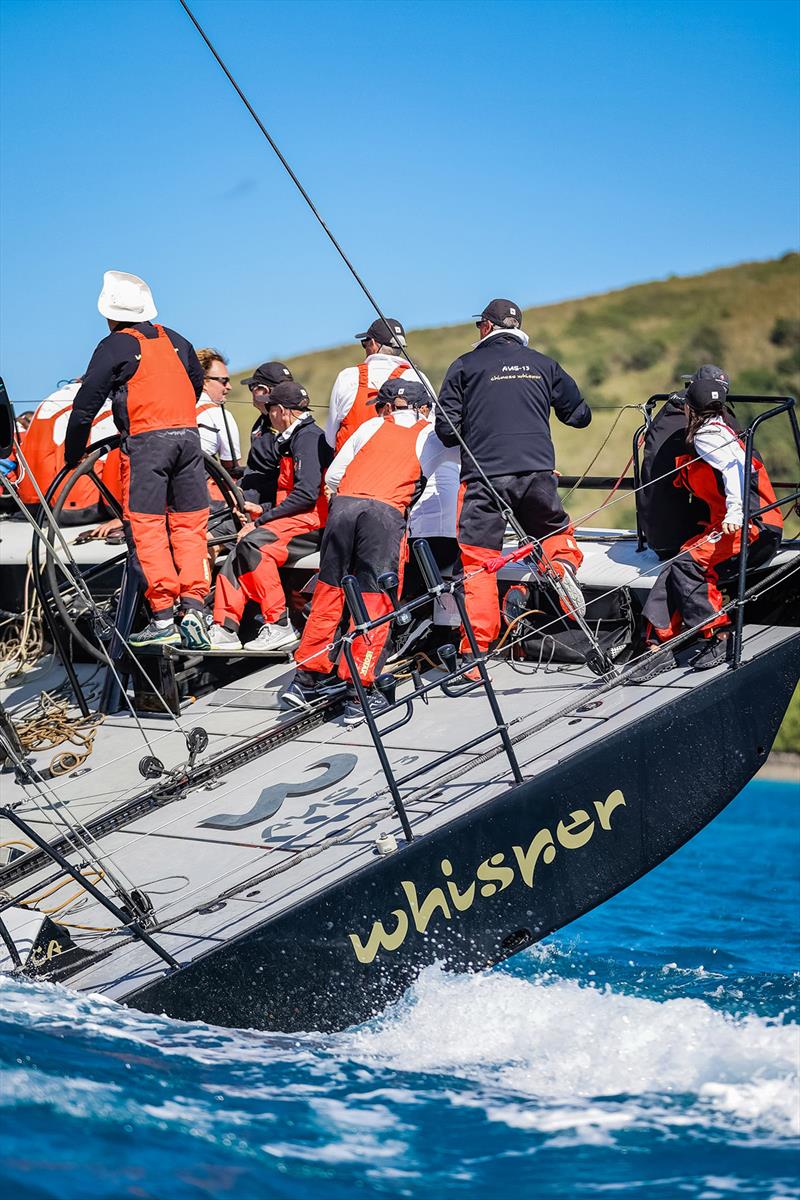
[{"xmin": 206, "ymin": 375, "xmax": 231, "ymax": 385}]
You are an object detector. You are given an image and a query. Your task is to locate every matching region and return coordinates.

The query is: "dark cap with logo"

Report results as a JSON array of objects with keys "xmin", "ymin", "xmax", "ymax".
[
  {"xmin": 473, "ymin": 298, "xmax": 523, "ymax": 327},
  {"xmin": 368, "ymin": 377, "xmax": 430, "ymax": 408},
  {"xmin": 241, "ymin": 362, "xmax": 294, "ymax": 388},
  {"xmin": 265, "ymin": 381, "xmax": 310, "ymax": 410},
  {"xmin": 680, "ymin": 363, "xmax": 730, "ymax": 391},
  {"xmin": 685, "ymin": 377, "xmax": 728, "ymax": 414},
  {"xmin": 354, "ymin": 318, "xmax": 407, "ymax": 349}
]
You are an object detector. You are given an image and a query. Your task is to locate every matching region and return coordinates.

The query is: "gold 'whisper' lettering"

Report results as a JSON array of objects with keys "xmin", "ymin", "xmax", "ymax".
[
  {"xmin": 400, "ymin": 880, "xmax": 452, "ymax": 932},
  {"xmin": 593, "ymin": 789, "xmax": 626, "ymax": 830},
  {"xmin": 476, "ymin": 853, "xmax": 515, "ymax": 898},
  {"xmin": 346, "ymin": 789, "xmax": 628, "ymax": 962},
  {"xmin": 512, "ymin": 829, "xmax": 557, "ymax": 888},
  {"xmin": 557, "ymin": 809, "xmax": 595, "ymax": 849},
  {"xmin": 440, "ymin": 860, "xmax": 476, "ymax": 911},
  {"xmin": 348, "ymin": 909, "xmax": 409, "ymax": 964}
]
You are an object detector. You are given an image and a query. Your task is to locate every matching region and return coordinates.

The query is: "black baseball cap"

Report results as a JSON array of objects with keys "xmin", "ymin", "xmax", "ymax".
[
  {"xmin": 354, "ymin": 318, "xmax": 406, "ymax": 348},
  {"xmin": 680, "ymin": 364, "xmax": 730, "ymax": 391},
  {"xmin": 368, "ymin": 378, "xmax": 430, "ymax": 408},
  {"xmin": 473, "ymin": 298, "xmax": 523, "ymax": 327},
  {"xmin": 265, "ymin": 381, "xmax": 310, "ymax": 410},
  {"xmin": 241, "ymin": 362, "xmax": 294, "ymax": 388},
  {"xmin": 685, "ymin": 377, "xmax": 728, "ymax": 414}
]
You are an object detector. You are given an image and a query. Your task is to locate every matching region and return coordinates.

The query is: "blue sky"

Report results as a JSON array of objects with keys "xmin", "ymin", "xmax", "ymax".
[{"xmin": 1, "ymin": 0, "xmax": 798, "ymax": 408}]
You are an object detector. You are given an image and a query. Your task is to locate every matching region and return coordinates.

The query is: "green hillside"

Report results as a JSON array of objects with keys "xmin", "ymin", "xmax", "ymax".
[{"xmin": 226, "ymin": 253, "xmax": 800, "ymax": 536}]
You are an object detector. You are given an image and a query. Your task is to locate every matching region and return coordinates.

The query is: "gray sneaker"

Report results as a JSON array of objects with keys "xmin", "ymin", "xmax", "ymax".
[
  {"xmin": 242, "ymin": 622, "xmax": 300, "ymax": 654},
  {"xmin": 207, "ymin": 624, "xmax": 242, "ymax": 651}
]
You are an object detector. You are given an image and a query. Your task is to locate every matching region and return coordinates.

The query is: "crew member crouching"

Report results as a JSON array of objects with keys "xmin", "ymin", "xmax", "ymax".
[
  {"xmin": 64, "ymin": 271, "xmax": 211, "ymax": 649},
  {"xmin": 631, "ymin": 377, "xmax": 783, "ymax": 680},
  {"xmin": 436, "ymin": 298, "xmax": 590, "ymax": 656},
  {"xmin": 285, "ymin": 378, "xmax": 454, "ymax": 723},
  {"xmin": 208, "ymin": 383, "xmax": 330, "ymax": 652}
]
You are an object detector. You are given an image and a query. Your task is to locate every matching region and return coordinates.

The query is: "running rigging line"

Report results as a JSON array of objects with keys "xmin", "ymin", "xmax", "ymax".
[{"xmin": 176, "ymin": 0, "xmax": 613, "ymax": 667}]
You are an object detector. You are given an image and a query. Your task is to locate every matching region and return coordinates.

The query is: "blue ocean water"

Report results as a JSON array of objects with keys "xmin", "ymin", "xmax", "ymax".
[{"xmin": 1, "ymin": 777, "xmax": 798, "ymax": 1200}]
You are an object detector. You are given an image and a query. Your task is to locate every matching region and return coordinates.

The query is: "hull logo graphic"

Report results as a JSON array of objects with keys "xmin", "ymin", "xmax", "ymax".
[
  {"xmin": 201, "ymin": 754, "xmax": 358, "ymax": 832},
  {"xmin": 347, "ymin": 789, "xmax": 626, "ymax": 963}
]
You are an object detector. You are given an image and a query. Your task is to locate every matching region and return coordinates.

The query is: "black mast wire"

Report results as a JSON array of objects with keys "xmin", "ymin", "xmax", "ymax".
[{"xmin": 176, "ymin": 0, "xmax": 612, "ymax": 669}]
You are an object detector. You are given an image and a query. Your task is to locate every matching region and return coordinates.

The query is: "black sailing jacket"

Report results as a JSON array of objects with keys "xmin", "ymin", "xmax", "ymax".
[
  {"xmin": 254, "ymin": 414, "xmax": 332, "ymax": 526},
  {"xmin": 435, "ymin": 332, "xmax": 591, "ymax": 481}
]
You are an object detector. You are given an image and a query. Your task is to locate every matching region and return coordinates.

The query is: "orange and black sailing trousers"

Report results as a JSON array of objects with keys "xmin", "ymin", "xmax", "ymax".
[
  {"xmin": 295, "ymin": 496, "xmax": 406, "ymax": 685},
  {"xmin": 121, "ymin": 428, "xmax": 210, "ymax": 616},
  {"xmin": 214, "ymin": 512, "xmax": 323, "ymax": 629},
  {"xmin": 642, "ymin": 523, "xmax": 781, "ymax": 643},
  {"xmin": 457, "ymin": 471, "xmax": 582, "ymax": 653}
]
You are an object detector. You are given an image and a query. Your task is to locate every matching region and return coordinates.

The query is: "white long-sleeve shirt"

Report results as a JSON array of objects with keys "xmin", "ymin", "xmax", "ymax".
[
  {"xmin": 325, "ymin": 353, "xmax": 435, "ymax": 448},
  {"xmin": 196, "ymin": 393, "xmax": 241, "ymax": 462},
  {"xmin": 694, "ymin": 417, "xmax": 745, "ymax": 526},
  {"xmin": 325, "ymin": 410, "xmax": 457, "ymax": 513}
]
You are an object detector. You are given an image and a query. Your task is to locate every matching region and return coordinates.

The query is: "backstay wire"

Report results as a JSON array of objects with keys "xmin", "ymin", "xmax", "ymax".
[{"xmin": 175, "ymin": 0, "xmax": 610, "ymax": 666}]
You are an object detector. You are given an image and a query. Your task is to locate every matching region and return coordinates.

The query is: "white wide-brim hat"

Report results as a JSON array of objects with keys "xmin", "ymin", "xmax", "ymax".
[{"xmin": 97, "ymin": 270, "xmax": 157, "ymax": 323}]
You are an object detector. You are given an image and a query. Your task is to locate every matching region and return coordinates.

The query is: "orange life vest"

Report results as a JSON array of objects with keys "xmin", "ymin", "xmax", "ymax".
[
  {"xmin": 675, "ymin": 441, "xmax": 783, "ymax": 536},
  {"xmin": 17, "ymin": 398, "xmax": 116, "ymax": 512},
  {"xmin": 275, "ymin": 450, "xmax": 328, "ymax": 523},
  {"xmin": 122, "ymin": 325, "xmax": 197, "ymax": 436},
  {"xmin": 338, "ymin": 416, "xmax": 429, "ymax": 512},
  {"xmin": 334, "ymin": 361, "xmax": 411, "ymax": 452}
]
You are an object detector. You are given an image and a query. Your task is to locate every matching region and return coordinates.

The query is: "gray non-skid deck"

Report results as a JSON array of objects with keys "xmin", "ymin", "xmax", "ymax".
[{"xmin": 1, "ymin": 619, "xmax": 797, "ymax": 1001}]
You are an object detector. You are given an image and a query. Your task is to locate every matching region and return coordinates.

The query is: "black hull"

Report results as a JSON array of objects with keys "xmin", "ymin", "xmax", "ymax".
[{"xmin": 128, "ymin": 633, "xmax": 800, "ymax": 1032}]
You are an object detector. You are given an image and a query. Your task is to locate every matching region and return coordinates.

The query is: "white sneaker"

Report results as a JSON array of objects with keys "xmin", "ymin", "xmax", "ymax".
[
  {"xmin": 208, "ymin": 624, "xmax": 242, "ymax": 651},
  {"xmin": 242, "ymin": 622, "xmax": 300, "ymax": 653}
]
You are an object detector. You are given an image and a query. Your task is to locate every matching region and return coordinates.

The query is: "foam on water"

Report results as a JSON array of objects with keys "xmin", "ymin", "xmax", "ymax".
[
  {"xmin": 1, "ymin": 780, "xmax": 798, "ymax": 1197},
  {"xmin": 345, "ymin": 963, "xmax": 799, "ymax": 1142}
]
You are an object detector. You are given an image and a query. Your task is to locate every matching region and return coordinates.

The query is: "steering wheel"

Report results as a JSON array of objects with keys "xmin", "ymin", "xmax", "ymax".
[{"xmin": 32, "ymin": 436, "xmax": 246, "ymax": 661}]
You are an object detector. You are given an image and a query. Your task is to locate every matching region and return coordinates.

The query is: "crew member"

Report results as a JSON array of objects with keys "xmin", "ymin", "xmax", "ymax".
[
  {"xmin": 285, "ymin": 378, "xmax": 454, "ymax": 723},
  {"xmin": 239, "ymin": 361, "xmax": 294, "ymax": 503},
  {"xmin": 632, "ymin": 377, "xmax": 783, "ymax": 679},
  {"xmin": 639, "ymin": 364, "xmax": 736, "ymax": 559},
  {"xmin": 64, "ymin": 270, "xmax": 210, "ymax": 649},
  {"xmin": 435, "ymin": 298, "xmax": 591, "ymax": 655},
  {"xmin": 325, "ymin": 317, "xmax": 433, "ymax": 450},
  {"xmin": 208, "ymin": 382, "xmax": 329, "ymax": 652},
  {"xmin": 195, "ymin": 348, "xmax": 241, "ymax": 472},
  {"xmin": 14, "ymin": 376, "xmax": 119, "ymax": 523}
]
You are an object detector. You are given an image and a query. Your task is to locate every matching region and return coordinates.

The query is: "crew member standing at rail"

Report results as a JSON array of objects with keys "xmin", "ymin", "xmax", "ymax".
[
  {"xmin": 64, "ymin": 271, "xmax": 211, "ymax": 649},
  {"xmin": 631, "ymin": 377, "xmax": 783, "ymax": 679},
  {"xmin": 325, "ymin": 317, "xmax": 433, "ymax": 450},
  {"xmin": 285, "ymin": 378, "xmax": 454, "ymax": 723},
  {"xmin": 208, "ymin": 382, "xmax": 330, "ymax": 652},
  {"xmin": 435, "ymin": 299, "xmax": 591, "ymax": 656}
]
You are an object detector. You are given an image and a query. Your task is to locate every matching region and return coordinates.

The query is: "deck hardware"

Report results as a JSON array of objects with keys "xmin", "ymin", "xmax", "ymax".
[
  {"xmin": 375, "ymin": 833, "xmax": 398, "ymax": 855},
  {"xmin": 375, "ymin": 674, "xmax": 397, "ymax": 705},
  {"xmin": 341, "ymin": 543, "xmax": 525, "ymax": 845},
  {"xmin": 138, "ymin": 755, "xmax": 165, "ymax": 780},
  {"xmin": 379, "ymin": 572, "xmax": 412, "ymax": 627},
  {"xmin": 0, "ymin": 805, "xmax": 179, "ymax": 971}
]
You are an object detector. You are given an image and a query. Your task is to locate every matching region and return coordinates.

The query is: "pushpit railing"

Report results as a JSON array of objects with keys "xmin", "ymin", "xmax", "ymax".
[
  {"xmin": 340, "ymin": 540, "xmax": 523, "ymax": 842},
  {"xmin": 730, "ymin": 397, "xmax": 800, "ymax": 669}
]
